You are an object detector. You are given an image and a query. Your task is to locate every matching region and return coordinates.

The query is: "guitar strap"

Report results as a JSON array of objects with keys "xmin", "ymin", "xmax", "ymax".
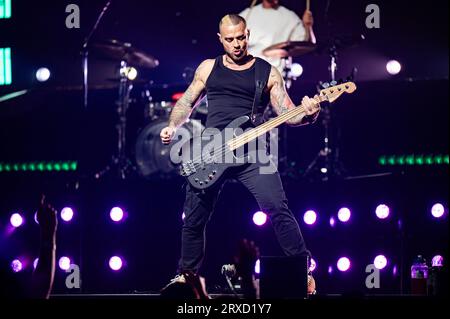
[{"xmin": 251, "ymin": 58, "xmax": 272, "ymax": 126}]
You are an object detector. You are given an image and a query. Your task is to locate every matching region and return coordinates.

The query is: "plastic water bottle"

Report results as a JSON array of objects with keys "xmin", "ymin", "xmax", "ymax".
[{"xmin": 411, "ymin": 255, "xmax": 428, "ymax": 295}]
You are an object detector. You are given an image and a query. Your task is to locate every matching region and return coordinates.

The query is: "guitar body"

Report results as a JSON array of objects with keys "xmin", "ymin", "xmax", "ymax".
[
  {"xmin": 176, "ymin": 82, "xmax": 356, "ymax": 190},
  {"xmin": 179, "ymin": 116, "xmax": 251, "ymax": 190}
]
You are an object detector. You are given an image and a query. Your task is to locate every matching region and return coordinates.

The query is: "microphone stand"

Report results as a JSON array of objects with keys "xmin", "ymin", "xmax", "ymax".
[{"xmin": 82, "ymin": 0, "xmax": 113, "ymax": 108}]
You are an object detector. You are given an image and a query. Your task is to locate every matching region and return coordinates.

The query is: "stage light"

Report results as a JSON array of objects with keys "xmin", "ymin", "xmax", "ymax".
[
  {"xmin": 109, "ymin": 256, "xmax": 124, "ymax": 271},
  {"xmin": 61, "ymin": 207, "xmax": 74, "ymax": 222},
  {"xmin": 58, "ymin": 257, "xmax": 71, "ymax": 271},
  {"xmin": 127, "ymin": 67, "xmax": 138, "ymax": 81},
  {"xmin": 309, "ymin": 258, "xmax": 317, "ymax": 272},
  {"xmin": 303, "ymin": 210, "xmax": 317, "ymax": 225},
  {"xmin": 386, "ymin": 60, "xmax": 401, "ymax": 75},
  {"xmin": 320, "ymin": 167, "xmax": 328, "ymax": 174},
  {"xmin": 254, "ymin": 259, "xmax": 260, "ymax": 274},
  {"xmin": 329, "ymin": 216, "xmax": 336, "ymax": 227},
  {"xmin": 431, "ymin": 203, "xmax": 445, "ymax": 218},
  {"xmin": 0, "ymin": 0, "xmax": 12, "ymax": 19},
  {"xmin": 337, "ymin": 207, "xmax": 351, "ymax": 222},
  {"xmin": 10, "ymin": 213, "xmax": 24, "ymax": 228},
  {"xmin": 432, "ymin": 255, "xmax": 444, "ymax": 267},
  {"xmin": 36, "ymin": 67, "xmax": 51, "ymax": 82},
  {"xmin": 374, "ymin": 255, "xmax": 388, "ymax": 270},
  {"xmin": 11, "ymin": 259, "xmax": 23, "ymax": 273},
  {"xmin": 290, "ymin": 63, "xmax": 303, "ymax": 77},
  {"xmin": 110, "ymin": 207, "xmax": 125, "ymax": 222},
  {"xmin": 253, "ymin": 211, "xmax": 267, "ymax": 226},
  {"xmin": 393, "ymin": 265, "xmax": 398, "ymax": 276},
  {"xmin": 375, "ymin": 204, "xmax": 390, "ymax": 219},
  {"xmin": 337, "ymin": 257, "xmax": 351, "ymax": 272},
  {"xmin": 0, "ymin": 48, "xmax": 12, "ymax": 85},
  {"xmin": 34, "ymin": 211, "xmax": 39, "ymax": 224},
  {"xmin": 328, "ymin": 266, "xmax": 333, "ymax": 274},
  {"xmin": 33, "ymin": 258, "xmax": 39, "ymax": 270},
  {"xmin": 182, "ymin": 212, "xmax": 186, "ymax": 220}
]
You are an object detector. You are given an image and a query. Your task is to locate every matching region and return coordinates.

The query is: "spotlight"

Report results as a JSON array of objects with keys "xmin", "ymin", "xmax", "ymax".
[
  {"xmin": 329, "ymin": 216, "xmax": 336, "ymax": 227},
  {"xmin": 374, "ymin": 255, "xmax": 388, "ymax": 270},
  {"xmin": 61, "ymin": 207, "xmax": 74, "ymax": 222},
  {"xmin": 109, "ymin": 256, "xmax": 124, "ymax": 271},
  {"xmin": 328, "ymin": 266, "xmax": 333, "ymax": 274},
  {"xmin": 309, "ymin": 258, "xmax": 317, "ymax": 272},
  {"xmin": 337, "ymin": 207, "xmax": 351, "ymax": 223},
  {"xmin": 431, "ymin": 203, "xmax": 445, "ymax": 218},
  {"xmin": 432, "ymin": 255, "xmax": 444, "ymax": 267},
  {"xmin": 254, "ymin": 259, "xmax": 260, "ymax": 274},
  {"xmin": 110, "ymin": 207, "xmax": 125, "ymax": 222},
  {"xmin": 33, "ymin": 258, "xmax": 39, "ymax": 270},
  {"xmin": 10, "ymin": 213, "xmax": 24, "ymax": 228},
  {"xmin": 289, "ymin": 63, "xmax": 303, "ymax": 78},
  {"xmin": 34, "ymin": 211, "xmax": 39, "ymax": 224},
  {"xmin": 386, "ymin": 60, "xmax": 401, "ymax": 75},
  {"xmin": 375, "ymin": 204, "xmax": 390, "ymax": 219},
  {"xmin": 11, "ymin": 259, "xmax": 23, "ymax": 273},
  {"xmin": 58, "ymin": 257, "xmax": 71, "ymax": 271},
  {"xmin": 127, "ymin": 67, "xmax": 138, "ymax": 81},
  {"xmin": 337, "ymin": 257, "xmax": 351, "ymax": 272},
  {"xmin": 182, "ymin": 212, "xmax": 186, "ymax": 221},
  {"xmin": 253, "ymin": 211, "xmax": 267, "ymax": 226},
  {"xmin": 36, "ymin": 67, "xmax": 51, "ymax": 82},
  {"xmin": 303, "ymin": 210, "xmax": 317, "ymax": 225}
]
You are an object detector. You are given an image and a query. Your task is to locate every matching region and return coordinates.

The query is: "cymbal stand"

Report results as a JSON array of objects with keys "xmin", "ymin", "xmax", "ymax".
[{"xmin": 95, "ymin": 60, "xmax": 137, "ymax": 179}]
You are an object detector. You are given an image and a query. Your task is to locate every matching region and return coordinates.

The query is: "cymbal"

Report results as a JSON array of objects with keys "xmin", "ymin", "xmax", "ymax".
[
  {"xmin": 92, "ymin": 39, "xmax": 159, "ymax": 69},
  {"xmin": 263, "ymin": 41, "xmax": 317, "ymax": 58},
  {"xmin": 262, "ymin": 34, "xmax": 365, "ymax": 58}
]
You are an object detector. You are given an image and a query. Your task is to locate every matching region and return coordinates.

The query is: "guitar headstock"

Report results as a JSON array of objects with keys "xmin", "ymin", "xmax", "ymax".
[{"xmin": 319, "ymin": 82, "xmax": 357, "ymax": 103}]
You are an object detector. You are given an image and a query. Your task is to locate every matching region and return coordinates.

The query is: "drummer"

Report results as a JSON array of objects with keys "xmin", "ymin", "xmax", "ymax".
[{"xmin": 239, "ymin": 0, "xmax": 316, "ymax": 74}]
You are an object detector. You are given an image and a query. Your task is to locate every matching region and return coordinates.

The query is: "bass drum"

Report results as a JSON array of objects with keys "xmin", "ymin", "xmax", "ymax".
[{"xmin": 135, "ymin": 118, "xmax": 204, "ymax": 179}]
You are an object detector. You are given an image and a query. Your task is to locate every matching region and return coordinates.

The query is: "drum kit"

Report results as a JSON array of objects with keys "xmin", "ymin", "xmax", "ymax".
[{"xmin": 88, "ymin": 34, "xmax": 363, "ymax": 180}]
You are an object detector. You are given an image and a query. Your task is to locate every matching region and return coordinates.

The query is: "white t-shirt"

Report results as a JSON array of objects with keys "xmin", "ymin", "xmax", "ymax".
[{"xmin": 240, "ymin": 4, "xmax": 307, "ymax": 73}]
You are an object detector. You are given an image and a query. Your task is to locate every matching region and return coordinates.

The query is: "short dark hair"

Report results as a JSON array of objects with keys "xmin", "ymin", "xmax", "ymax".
[{"xmin": 219, "ymin": 14, "xmax": 246, "ymax": 31}]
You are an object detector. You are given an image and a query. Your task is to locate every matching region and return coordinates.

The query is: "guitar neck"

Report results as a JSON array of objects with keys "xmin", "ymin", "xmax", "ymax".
[{"xmin": 228, "ymin": 95, "xmax": 327, "ymax": 150}]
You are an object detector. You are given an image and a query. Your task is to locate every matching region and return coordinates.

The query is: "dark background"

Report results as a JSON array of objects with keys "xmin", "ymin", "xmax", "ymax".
[{"xmin": 0, "ymin": 0, "xmax": 448, "ymax": 296}]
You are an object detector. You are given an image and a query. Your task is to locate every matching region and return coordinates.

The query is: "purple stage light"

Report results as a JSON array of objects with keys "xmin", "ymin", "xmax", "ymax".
[
  {"xmin": 328, "ymin": 266, "xmax": 333, "ymax": 274},
  {"xmin": 254, "ymin": 259, "xmax": 260, "ymax": 274},
  {"xmin": 337, "ymin": 257, "xmax": 351, "ymax": 272},
  {"xmin": 432, "ymin": 255, "xmax": 444, "ymax": 267},
  {"xmin": 61, "ymin": 207, "xmax": 74, "ymax": 222},
  {"xmin": 10, "ymin": 213, "xmax": 24, "ymax": 228},
  {"xmin": 11, "ymin": 259, "xmax": 23, "ymax": 273},
  {"xmin": 109, "ymin": 256, "xmax": 124, "ymax": 271},
  {"xmin": 329, "ymin": 216, "xmax": 336, "ymax": 227},
  {"xmin": 303, "ymin": 210, "xmax": 317, "ymax": 225},
  {"xmin": 309, "ymin": 258, "xmax": 317, "ymax": 272},
  {"xmin": 182, "ymin": 212, "xmax": 186, "ymax": 221},
  {"xmin": 386, "ymin": 60, "xmax": 401, "ymax": 75},
  {"xmin": 375, "ymin": 204, "xmax": 390, "ymax": 219},
  {"xmin": 337, "ymin": 207, "xmax": 351, "ymax": 223},
  {"xmin": 374, "ymin": 255, "xmax": 388, "ymax": 270},
  {"xmin": 110, "ymin": 207, "xmax": 124, "ymax": 222},
  {"xmin": 58, "ymin": 257, "xmax": 71, "ymax": 271},
  {"xmin": 33, "ymin": 258, "xmax": 39, "ymax": 270},
  {"xmin": 253, "ymin": 211, "xmax": 267, "ymax": 226},
  {"xmin": 431, "ymin": 203, "xmax": 445, "ymax": 218}
]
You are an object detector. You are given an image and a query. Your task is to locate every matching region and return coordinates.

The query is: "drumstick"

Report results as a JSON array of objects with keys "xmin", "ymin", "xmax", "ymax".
[
  {"xmin": 306, "ymin": 0, "xmax": 310, "ymax": 11},
  {"xmin": 250, "ymin": 0, "xmax": 258, "ymax": 9}
]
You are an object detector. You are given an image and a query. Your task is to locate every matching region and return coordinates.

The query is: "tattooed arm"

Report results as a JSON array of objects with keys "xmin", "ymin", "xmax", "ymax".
[
  {"xmin": 161, "ymin": 59, "xmax": 214, "ymax": 144},
  {"xmin": 267, "ymin": 66, "xmax": 320, "ymax": 126},
  {"xmin": 168, "ymin": 59, "xmax": 214, "ymax": 128}
]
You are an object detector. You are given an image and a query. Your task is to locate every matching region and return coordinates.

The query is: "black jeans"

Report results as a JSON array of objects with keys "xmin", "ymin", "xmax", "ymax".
[{"xmin": 179, "ymin": 162, "xmax": 310, "ymax": 273}]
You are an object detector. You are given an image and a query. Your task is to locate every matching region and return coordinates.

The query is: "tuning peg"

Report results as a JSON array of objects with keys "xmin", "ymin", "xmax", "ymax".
[
  {"xmin": 330, "ymin": 80, "xmax": 338, "ymax": 86},
  {"xmin": 320, "ymin": 82, "xmax": 330, "ymax": 89}
]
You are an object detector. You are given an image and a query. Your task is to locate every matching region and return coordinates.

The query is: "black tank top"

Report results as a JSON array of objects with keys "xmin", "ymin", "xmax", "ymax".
[{"xmin": 205, "ymin": 56, "xmax": 257, "ymax": 130}]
